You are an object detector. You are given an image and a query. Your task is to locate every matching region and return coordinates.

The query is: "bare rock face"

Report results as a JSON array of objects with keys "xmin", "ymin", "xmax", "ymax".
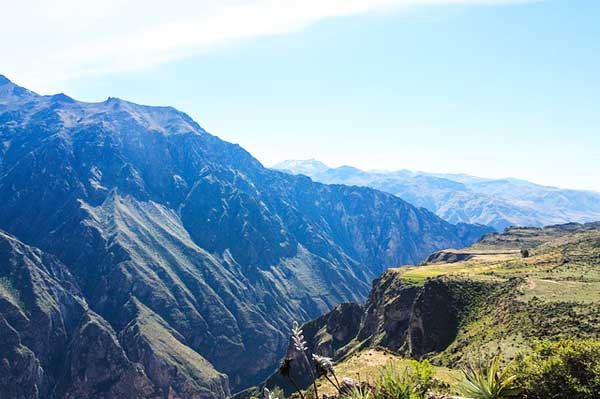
[
  {"xmin": 0, "ymin": 316, "xmax": 43, "ymax": 399},
  {"xmin": 56, "ymin": 312, "xmax": 158, "ymax": 399},
  {"xmin": 0, "ymin": 229, "xmax": 85, "ymax": 398},
  {"xmin": 0, "ymin": 76, "xmax": 491, "ymax": 395},
  {"xmin": 406, "ymin": 277, "xmax": 491, "ymax": 358},
  {"xmin": 0, "ymin": 231, "xmax": 229, "ymax": 399},
  {"xmin": 355, "ymin": 271, "xmax": 420, "ymax": 352},
  {"xmin": 119, "ymin": 299, "xmax": 230, "ymax": 399}
]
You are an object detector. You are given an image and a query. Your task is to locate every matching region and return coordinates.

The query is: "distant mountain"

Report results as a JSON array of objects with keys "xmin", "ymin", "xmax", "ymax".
[
  {"xmin": 273, "ymin": 160, "xmax": 600, "ymax": 230},
  {"xmin": 0, "ymin": 76, "xmax": 490, "ymax": 398}
]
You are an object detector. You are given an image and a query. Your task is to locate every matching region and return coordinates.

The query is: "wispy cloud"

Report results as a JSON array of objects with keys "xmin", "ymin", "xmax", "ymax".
[{"xmin": 1, "ymin": 0, "xmax": 534, "ymax": 91}]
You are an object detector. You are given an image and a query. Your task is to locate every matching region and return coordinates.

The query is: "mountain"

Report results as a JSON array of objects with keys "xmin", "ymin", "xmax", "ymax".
[
  {"xmin": 265, "ymin": 222, "xmax": 600, "ymax": 395},
  {"xmin": 273, "ymin": 160, "xmax": 600, "ymax": 231},
  {"xmin": 0, "ymin": 75, "xmax": 491, "ymax": 398}
]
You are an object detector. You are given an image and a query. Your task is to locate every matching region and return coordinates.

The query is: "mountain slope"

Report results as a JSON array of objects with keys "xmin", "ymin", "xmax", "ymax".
[
  {"xmin": 0, "ymin": 229, "xmax": 230, "ymax": 398},
  {"xmin": 273, "ymin": 160, "xmax": 600, "ymax": 230},
  {"xmin": 0, "ymin": 76, "xmax": 490, "ymax": 396}
]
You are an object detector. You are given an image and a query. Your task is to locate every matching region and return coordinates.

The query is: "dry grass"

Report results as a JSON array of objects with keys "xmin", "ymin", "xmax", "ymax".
[{"xmin": 312, "ymin": 349, "xmax": 461, "ymax": 396}]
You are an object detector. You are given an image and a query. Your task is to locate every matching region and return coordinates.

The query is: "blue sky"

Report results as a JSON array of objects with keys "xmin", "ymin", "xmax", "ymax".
[{"xmin": 3, "ymin": 0, "xmax": 599, "ymax": 191}]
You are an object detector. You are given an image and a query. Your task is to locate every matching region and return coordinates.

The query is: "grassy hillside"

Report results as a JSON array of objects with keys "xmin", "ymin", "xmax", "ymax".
[
  {"xmin": 310, "ymin": 349, "xmax": 461, "ymax": 397},
  {"xmin": 266, "ymin": 223, "xmax": 600, "ymax": 397},
  {"xmin": 396, "ymin": 224, "xmax": 600, "ymax": 366}
]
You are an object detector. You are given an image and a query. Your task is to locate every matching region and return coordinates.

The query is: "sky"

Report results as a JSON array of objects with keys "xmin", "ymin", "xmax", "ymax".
[{"xmin": 2, "ymin": 0, "xmax": 599, "ymax": 191}]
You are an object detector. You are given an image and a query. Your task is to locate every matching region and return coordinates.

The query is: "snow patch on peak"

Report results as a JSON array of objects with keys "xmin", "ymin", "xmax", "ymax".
[{"xmin": 272, "ymin": 159, "xmax": 330, "ymax": 175}]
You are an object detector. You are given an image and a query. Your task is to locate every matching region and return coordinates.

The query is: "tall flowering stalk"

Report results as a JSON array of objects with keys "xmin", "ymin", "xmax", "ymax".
[
  {"xmin": 292, "ymin": 321, "xmax": 319, "ymax": 399},
  {"xmin": 313, "ymin": 354, "xmax": 342, "ymax": 393}
]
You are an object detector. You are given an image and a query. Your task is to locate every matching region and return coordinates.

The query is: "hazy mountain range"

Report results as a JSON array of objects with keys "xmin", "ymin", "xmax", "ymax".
[
  {"xmin": 0, "ymin": 75, "xmax": 490, "ymax": 398},
  {"xmin": 273, "ymin": 160, "xmax": 600, "ymax": 231}
]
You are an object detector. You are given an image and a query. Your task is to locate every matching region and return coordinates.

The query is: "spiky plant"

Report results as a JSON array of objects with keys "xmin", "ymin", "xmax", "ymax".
[
  {"xmin": 342, "ymin": 386, "xmax": 373, "ymax": 399},
  {"xmin": 376, "ymin": 360, "xmax": 429, "ymax": 399},
  {"xmin": 264, "ymin": 387, "xmax": 279, "ymax": 399},
  {"xmin": 458, "ymin": 355, "xmax": 521, "ymax": 399}
]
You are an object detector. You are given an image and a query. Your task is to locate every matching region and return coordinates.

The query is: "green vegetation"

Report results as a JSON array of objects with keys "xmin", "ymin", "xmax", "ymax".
[
  {"xmin": 375, "ymin": 359, "xmax": 434, "ymax": 399},
  {"xmin": 458, "ymin": 356, "xmax": 520, "ymax": 399},
  {"xmin": 513, "ymin": 339, "xmax": 600, "ymax": 399},
  {"xmin": 400, "ymin": 227, "xmax": 600, "ymax": 367},
  {"xmin": 278, "ymin": 342, "xmax": 600, "ymax": 398},
  {"xmin": 273, "ymin": 225, "xmax": 600, "ymax": 399}
]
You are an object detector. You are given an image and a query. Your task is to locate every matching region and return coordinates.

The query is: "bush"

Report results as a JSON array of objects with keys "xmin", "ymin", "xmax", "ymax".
[
  {"xmin": 513, "ymin": 339, "xmax": 600, "ymax": 399},
  {"xmin": 457, "ymin": 355, "xmax": 521, "ymax": 399},
  {"xmin": 376, "ymin": 360, "xmax": 435, "ymax": 399},
  {"xmin": 520, "ymin": 249, "xmax": 529, "ymax": 258}
]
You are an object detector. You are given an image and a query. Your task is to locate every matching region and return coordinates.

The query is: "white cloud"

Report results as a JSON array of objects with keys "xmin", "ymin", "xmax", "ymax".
[{"xmin": 0, "ymin": 0, "xmax": 534, "ymax": 91}]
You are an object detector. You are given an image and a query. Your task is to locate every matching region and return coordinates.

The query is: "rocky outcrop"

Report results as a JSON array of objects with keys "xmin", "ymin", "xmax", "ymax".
[
  {"xmin": 0, "ymin": 230, "xmax": 86, "ymax": 398},
  {"xmin": 267, "ymin": 271, "xmax": 492, "ymax": 394},
  {"xmin": 406, "ymin": 277, "xmax": 489, "ymax": 357},
  {"xmin": 0, "ymin": 315, "xmax": 43, "ymax": 399},
  {"xmin": 119, "ymin": 299, "xmax": 230, "ymax": 399},
  {"xmin": 423, "ymin": 251, "xmax": 474, "ymax": 264}
]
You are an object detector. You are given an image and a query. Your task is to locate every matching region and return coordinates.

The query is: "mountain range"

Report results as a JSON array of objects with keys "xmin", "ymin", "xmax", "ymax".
[
  {"xmin": 273, "ymin": 160, "xmax": 600, "ymax": 231},
  {"xmin": 0, "ymin": 75, "xmax": 491, "ymax": 398}
]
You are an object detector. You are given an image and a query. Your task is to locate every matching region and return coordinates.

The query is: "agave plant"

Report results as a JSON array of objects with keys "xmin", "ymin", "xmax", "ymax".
[
  {"xmin": 376, "ymin": 360, "xmax": 433, "ymax": 399},
  {"xmin": 343, "ymin": 385, "xmax": 373, "ymax": 399},
  {"xmin": 458, "ymin": 355, "xmax": 521, "ymax": 399}
]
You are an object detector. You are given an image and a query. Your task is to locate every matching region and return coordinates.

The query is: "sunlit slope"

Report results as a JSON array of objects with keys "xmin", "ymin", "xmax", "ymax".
[
  {"xmin": 395, "ymin": 223, "xmax": 600, "ymax": 363},
  {"xmin": 268, "ymin": 223, "xmax": 600, "ymax": 396}
]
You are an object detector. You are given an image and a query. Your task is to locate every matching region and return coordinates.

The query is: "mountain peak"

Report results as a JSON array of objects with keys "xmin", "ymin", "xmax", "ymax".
[
  {"xmin": 50, "ymin": 93, "xmax": 75, "ymax": 103},
  {"xmin": 272, "ymin": 159, "xmax": 330, "ymax": 175},
  {"xmin": 0, "ymin": 74, "xmax": 11, "ymax": 85},
  {"xmin": 0, "ymin": 75, "xmax": 38, "ymax": 101}
]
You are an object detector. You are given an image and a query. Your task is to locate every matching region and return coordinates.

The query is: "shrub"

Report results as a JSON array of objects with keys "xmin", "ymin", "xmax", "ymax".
[
  {"xmin": 376, "ymin": 359, "xmax": 435, "ymax": 399},
  {"xmin": 342, "ymin": 385, "xmax": 373, "ymax": 399},
  {"xmin": 520, "ymin": 249, "xmax": 529, "ymax": 258},
  {"xmin": 513, "ymin": 339, "xmax": 600, "ymax": 399},
  {"xmin": 457, "ymin": 355, "xmax": 521, "ymax": 399}
]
